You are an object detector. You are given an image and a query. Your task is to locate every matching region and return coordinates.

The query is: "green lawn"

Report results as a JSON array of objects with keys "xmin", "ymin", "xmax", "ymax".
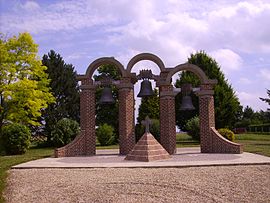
[
  {"xmin": 235, "ymin": 134, "xmax": 270, "ymax": 157},
  {"xmin": 1, "ymin": 133, "xmax": 269, "ymax": 202},
  {"xmin": 175, "ymin": 133, "xmax": 270, "ymax": 157}
]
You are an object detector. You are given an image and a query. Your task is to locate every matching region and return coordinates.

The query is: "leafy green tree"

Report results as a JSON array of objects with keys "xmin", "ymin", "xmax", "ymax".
[
  {"xmin": 94, "ymin": 64, "xmax": 121, "ymax": 142},
  {"xmin": 51, "ymin": 118, "xmax": 79, "ymax": 147},
  {"xmin": 175, "ymin": 51, "xmax": 241, "ymax": 130},
  {"xmin": 96, "ymin": 123, "xmax": 115, "ymax": 146},
  {"xmin": 0, "ymin": 123, "xmax": 31, "ymax": 155},
  {"xmin": 42, "ymin": 50, "xmax": 80, "ymax": 144},
  {"xmin": 0, "ymin": 33, "xmax": 54, "ymax": 130}
]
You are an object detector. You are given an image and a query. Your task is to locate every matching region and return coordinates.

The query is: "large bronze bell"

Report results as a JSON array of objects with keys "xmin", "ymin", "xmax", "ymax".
[
  {"xmin": 180, "ymin": 83, "xmax": 195, "ymax": 111},
  {"xmin": 137, "ymin": 79, "xmax": 154, "ymax": 97},
  {"xmin": 180, "ymin": 95, "xmax": 195, "ymax": 110},
  {"xmin": 99, "ymin": 87, "xmax": 115, "ymax": 104}
]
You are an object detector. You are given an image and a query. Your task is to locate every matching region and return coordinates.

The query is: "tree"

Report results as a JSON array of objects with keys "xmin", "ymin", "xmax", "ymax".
[
  {"xmin": 42, "ymin": 50, "xmax": 80, "ymax": 143},
  {"xmin": 175, "ymin": 51, "xmax": 241, "ymax": 130},
  {"xmin": 260, "ymin": 89, "xmax": 270, "ymax": 110},
  {"xmin": 137, "ymin": 88, "xmax": 159, "ymax": 123},
  {"xmin": 0, "ymin": 33, "xmax": 54, "ymax": 130},
  {"xmin": 94, "ymin": 64, "xmax": 121, "ymax": 142},
  {"xmin": 135, "ymin": 88, "xmax": 160, "ymax": 141}
]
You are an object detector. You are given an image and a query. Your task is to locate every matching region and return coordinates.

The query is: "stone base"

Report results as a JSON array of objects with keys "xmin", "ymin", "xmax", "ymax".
[{"xmin": 125, "ymin": 133, "xmax": 171, "ymax": 162}]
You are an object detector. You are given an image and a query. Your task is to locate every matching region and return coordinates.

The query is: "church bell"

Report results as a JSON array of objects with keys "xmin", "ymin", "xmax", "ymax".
[
  {"xmin": 137, "ymin": 79, "xmax": 154, "ymax": 97},
  {"xmin": 180, "ymin": 83, "xmax": 195, "ymax": 111},
  {"xmin": 99, "ymin": 87, "xmax": 115, "ymax": 104}
]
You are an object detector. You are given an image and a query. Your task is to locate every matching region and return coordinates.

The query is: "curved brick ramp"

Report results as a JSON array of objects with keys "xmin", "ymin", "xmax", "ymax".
[
  {"xmin": 55, "ymin": 130, "xmax": 87, "ymax": 157},
  {"xmin": 210, "ymin": 127, "xmax": 243, "ymax": 154}
]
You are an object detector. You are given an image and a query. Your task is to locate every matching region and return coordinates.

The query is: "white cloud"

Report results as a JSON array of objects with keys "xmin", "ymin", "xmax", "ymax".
[
  {"xmin": 238, "ymin": 77, "xmax": 252, "ymax": 85},
  {"xmin": 259, "ymin": 68, "xmax": 270, "ymax": 81},
  {"xmin": 237, "ymin": 91, "xmax": 268, "ymax": 111},
  {"xmin": 210, "ymin": 49, "xmax": 243, "ymax": 74},
  {"xmin": 21, "ymin": 1, "xmax": 40, "ymax": 11}
]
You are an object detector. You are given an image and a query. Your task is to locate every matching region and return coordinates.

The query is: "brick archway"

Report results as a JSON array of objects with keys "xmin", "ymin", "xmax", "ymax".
[
  {"xmin": 55, "ymin": 53, "xmax": 242, "ymax": 157},
  {"xmin": 85, "ymin": 57, "xmax": 126, "ymax": 78},
  {"xmin": 127, "ymin": 53, "xmax": 166, "ymax": 73},
  {"xmin": 159, "ymin": 63, "xmax": 242, "ymax": 154}
]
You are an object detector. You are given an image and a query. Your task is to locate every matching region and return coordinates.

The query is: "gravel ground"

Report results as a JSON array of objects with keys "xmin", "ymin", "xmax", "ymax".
[{"xmin": 4, "ymin": 165, "xmax": 270, "ymax": 203}]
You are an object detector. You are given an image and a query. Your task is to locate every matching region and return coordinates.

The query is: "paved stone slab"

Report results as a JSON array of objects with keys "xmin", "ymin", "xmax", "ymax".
[{"xmin": 12, "ymin": 147, "xmax": 270, "ymax": 169}]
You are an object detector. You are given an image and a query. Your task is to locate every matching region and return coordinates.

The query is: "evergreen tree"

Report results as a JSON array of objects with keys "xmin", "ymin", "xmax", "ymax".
[
  {"xmin": 42, "ymin": 50, "xmax": 79, "ymax": 143},
  {"xmin": 259, "ymin": 89, "xmax": 270, "ymax": 122},
  {"xmin": 260, "ymin": 89, "xmax": 270, "ymax": 110},
  {"xmin": 136, "ymin": 88, "xmax": 160, "ymax": 141},
  {"xmin": 175, "ymin": 51, "xmax": 241, "ymax": 130},
  {"xmin": 137, "ymin": 88, "xmax": 159, "ymax": 123}
]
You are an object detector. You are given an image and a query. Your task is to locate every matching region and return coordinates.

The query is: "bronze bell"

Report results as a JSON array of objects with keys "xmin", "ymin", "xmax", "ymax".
[
  {"xmin": 180, "ymin": 95, "xmax": 195, "ymax": 110},
  {"xmin": 99, "ymin": 87, "xmax": 115, "ymax": 104},
  {"xmin": 180, "ymin": 83, "xmax": 195, "ymax": 111},
  {"xmin": 137, "ymin": 79, "xmax": 154, "ymax": 97}
]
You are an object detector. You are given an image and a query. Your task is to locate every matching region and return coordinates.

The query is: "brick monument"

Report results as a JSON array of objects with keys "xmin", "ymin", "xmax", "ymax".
[{"xmin": 55, "ymin": 53, "xmax": 242, "ymax": 158}]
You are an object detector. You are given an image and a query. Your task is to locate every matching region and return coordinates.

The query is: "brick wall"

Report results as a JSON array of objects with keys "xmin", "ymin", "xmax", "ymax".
[
  {"xmin": 118, "ymin": 85, "xmax": 135, "ymax": 155},
  {"xmin": 159, "ymin": 85, "xmax": 176, "ymax": 155},
  {"xmin": 198, "ymin": 84, "xmax": 243, "ymax": 154},
  {"xmin": 199, "ymin": 95, "xmax": 215, "ymax": 153},
  {"xmin": 54, "ymin": 79, "xmax": 96, "ymax": 157}
]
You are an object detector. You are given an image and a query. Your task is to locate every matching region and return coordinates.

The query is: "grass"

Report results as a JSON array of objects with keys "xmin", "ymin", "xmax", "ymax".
[
  {"xmin": 235, "ymin": 134, "xmax": 270, "ymax": 157},
  {"xmin": 0, "ymin": 148, "xmax": 53, "ymax": 203},
  {"xmin": 175, "ymin": 132, "xmax": 270, "ymax": 157},
  {"xmin": 176, "ymin": 133, "xmax": 200, "ymax": 147}
]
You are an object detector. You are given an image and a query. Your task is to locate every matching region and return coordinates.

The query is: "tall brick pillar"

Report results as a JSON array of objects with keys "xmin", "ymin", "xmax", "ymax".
[
  {"xmin": 80, "ymin": 79, "xmax": 96, "ymax": 155},
  {"xmin": 54, "ymin": 78, "xmax": 96, "ymax": 157},
  {"xmin": 197, "ymin": 85, "xmax": 215, "ymax": 153},
  {"xmin": 159, "ymin": 85, "xmax": 176, "ymax": 155},
  {"xmin": 118, "ymin": 79, "xmax": 135, "ymax": 155},
  {"xmin": 197, "ymin": 84, "xmax": 243, "ymax": 153}
]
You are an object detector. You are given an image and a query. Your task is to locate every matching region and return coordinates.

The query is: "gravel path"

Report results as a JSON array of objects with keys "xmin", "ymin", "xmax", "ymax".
[{"xmin": 4, "ymin": 165, "xmax": 270, "ymax": 203}]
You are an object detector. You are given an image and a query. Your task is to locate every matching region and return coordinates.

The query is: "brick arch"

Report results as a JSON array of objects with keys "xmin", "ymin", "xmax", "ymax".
[
  {"xmin": 85, "ymin": 57, "xmax": 126, "ymax": 78},
  {"xmin": 165, "ymin": 63, "xmax": 211, "ymax": 84},
  {"xmin": 127, "ymin": 53, "xmax": 165, "ymax": 73}
]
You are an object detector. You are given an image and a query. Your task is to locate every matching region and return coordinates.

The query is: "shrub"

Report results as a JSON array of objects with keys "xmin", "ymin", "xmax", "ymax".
[
  {"xmin": 185, "ymin": 116, "xmax": 200, "ymax": 140},
  {"xmin": 96, "ymin": 124, "xmax": 115, "ymax": 146},
  {"xmin": 0, "ymin": 123, "xmax": 31, "ymax": 155},
  {"xmin": 135, "ymin": 119, "xmax": 160, "ymax": 142},
  {"xmin": 218, "ymin": 128, "xmax": 235, "ymax": 141},
  {"xmin": 51, "ymin": 118, "xmax": 80, "ymax": 147}
]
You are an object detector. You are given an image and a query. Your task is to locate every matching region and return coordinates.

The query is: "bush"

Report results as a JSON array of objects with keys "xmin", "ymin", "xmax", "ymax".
[
  {"xmin": 96, "ymin": 124, "xmax": 115, "ymax": 146},
  {"xmin": 135, "ymin": 119, "xmax": 160, "ymax": 142},
  {"xmin": 51, "ymin": 118, "xmax": 80, "ymax": 147},
  {"xmin": 218, "ymin": 128, "xmax": 235, "ymax": 141},
  {"xmin": 0, "ymin": 123, "xmax": 31, "ymax": 155},
  {"xmin": 185, "ymin": 116, "xmax": 200, "ymax": 140}
]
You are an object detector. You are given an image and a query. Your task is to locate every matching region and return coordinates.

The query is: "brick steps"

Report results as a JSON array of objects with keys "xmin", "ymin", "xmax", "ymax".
[{"xmin": 125, "ymin": 132, "xmax": 171, "ymax": 162}]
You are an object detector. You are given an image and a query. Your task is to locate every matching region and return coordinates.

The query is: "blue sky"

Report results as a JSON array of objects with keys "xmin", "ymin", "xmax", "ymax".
[{"xmin": 1, "ymin": 0, "xmax": 270, "ymax": 112}]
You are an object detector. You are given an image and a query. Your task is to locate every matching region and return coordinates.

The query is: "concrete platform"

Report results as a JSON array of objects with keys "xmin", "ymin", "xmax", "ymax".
[{"xmin": 12, "ymin": 147, "xmax": 270, "ymax": 169}]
